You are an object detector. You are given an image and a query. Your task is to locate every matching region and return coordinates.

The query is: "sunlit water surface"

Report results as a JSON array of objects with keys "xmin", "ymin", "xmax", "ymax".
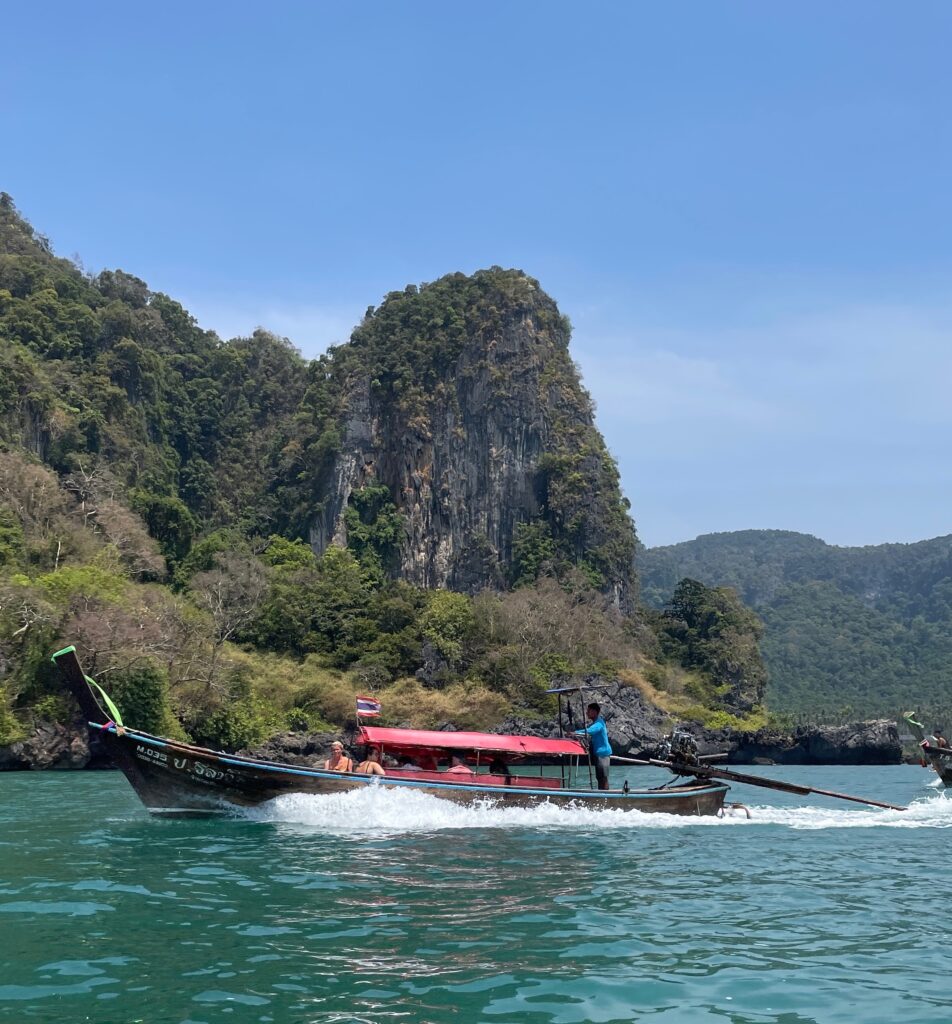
[{"xmin": 1, "ymin": 766, "xmax": 950, "ymax": 1023}]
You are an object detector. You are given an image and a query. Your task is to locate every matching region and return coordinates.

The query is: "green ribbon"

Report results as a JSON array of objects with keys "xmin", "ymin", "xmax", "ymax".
[{"xmin": 85, "ymin": 676, "xmax": 124, "ymax": 728}]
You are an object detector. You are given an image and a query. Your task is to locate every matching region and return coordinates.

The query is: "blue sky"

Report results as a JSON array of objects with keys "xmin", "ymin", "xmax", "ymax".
[{"xmin": 5, "ymin": 2, "xmax": 951, "ymax": 547}]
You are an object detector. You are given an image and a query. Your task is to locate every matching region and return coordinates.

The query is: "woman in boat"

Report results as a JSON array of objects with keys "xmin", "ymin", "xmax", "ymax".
[
  {"xmin": 356, "ymin": 746, "xmax": 386, "ymax": 776},
  {"xmin": 323, "ymin": 741, "xmax": 354, "ymax": 772}
]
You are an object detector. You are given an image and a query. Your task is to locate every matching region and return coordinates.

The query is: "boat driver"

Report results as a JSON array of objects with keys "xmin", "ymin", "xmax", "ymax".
[
  {"xmin": 933, "ymin": 727, "xmax": 949, "ymax": 749},
  {"xmin": 575, "ymin": 702, "xmax": 612, "ymax": 790}
]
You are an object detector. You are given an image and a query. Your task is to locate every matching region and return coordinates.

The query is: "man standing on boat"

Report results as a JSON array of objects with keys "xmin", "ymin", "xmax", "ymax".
[{"xmin": 575, "ymin": 702, "xmax": 612, "ymax": 790}]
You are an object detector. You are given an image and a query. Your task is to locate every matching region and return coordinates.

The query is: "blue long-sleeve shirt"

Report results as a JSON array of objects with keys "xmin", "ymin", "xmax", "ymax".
[{"xmin": 575, "ymin": 717, "xmax": 611, "ymax": 757}]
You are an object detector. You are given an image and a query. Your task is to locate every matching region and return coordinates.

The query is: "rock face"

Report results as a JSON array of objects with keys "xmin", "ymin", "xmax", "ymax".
[
  {"xmin": 307, "ymin": 270, "xmax": 638, "ymax": 609},
  {"xmin": 716, "ymin": 719, "xmax": 903, "ymax": 766},
  {"xmin": 239, "ymin": 730, "xmax": 346, "ymax": 767},
  {"xmin": 495, "ymin": 678, "xmax": 671, "ymax": 755},
  {"xmin": 0, "ymin": 717, "xmax": 91, "ymax": 770}
]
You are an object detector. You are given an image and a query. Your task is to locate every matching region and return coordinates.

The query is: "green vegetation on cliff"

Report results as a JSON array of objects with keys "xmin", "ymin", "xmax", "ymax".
[
  {"xmin": 639, "ymin": 530, "xmax": 952, "ymax": 717},
  {"xmin": 0, "ymin": 194, "xmax": 308, "ymax": 539}
]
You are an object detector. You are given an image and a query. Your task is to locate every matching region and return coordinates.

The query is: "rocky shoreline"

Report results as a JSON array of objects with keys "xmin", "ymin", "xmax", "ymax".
[{"xmin": 0, "ymin": 681, "xmax": 903, "ymax": 771}]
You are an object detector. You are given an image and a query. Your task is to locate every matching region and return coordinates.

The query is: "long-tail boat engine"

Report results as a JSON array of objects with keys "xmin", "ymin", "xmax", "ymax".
[{"xmin": 657, "ymin": 730, "xmax": 700, "ymax": 774}]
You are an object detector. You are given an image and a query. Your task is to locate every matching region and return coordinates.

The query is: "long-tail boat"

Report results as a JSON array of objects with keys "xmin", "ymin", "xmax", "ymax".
[
  {"xmin": 52, "ymin": 646, "xmax": 729, "ymax": 817},
  {"xmin": 53, "ymin": 647, "xmax": 905, "ymax": 817},
  {"xmin": 903, "ymin": 713, "xmax": 952, "ymax": 786}
]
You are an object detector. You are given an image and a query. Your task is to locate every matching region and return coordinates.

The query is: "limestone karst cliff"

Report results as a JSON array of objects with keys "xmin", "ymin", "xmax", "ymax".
[{"xmin": 287, "ymin": 270, "xmax": 638, "ymax": 608}]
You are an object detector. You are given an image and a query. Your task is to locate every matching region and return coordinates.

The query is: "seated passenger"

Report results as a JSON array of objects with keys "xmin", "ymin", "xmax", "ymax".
[
  {"xmin": 356, "ymin": 746, "xmax": 386, "ymax": 776},
  {"xmin": 323, "ymin": 741, "xmax": 353, "ymax": 772},
  {"xmin": 489, "ymin": 756, "xmax": 512, "ymax": 784},
  {"xmin": 445, "ymin": 754, "xmax": 474, "ymax": 775}
]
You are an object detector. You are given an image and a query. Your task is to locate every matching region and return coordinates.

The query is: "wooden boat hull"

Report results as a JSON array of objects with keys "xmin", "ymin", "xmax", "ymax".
[{"xmin": 96, "ymin": 725, "xmax": 730, "ymax": 818}]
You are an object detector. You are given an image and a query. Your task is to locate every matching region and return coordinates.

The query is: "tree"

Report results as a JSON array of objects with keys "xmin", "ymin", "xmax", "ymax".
[
  {"xmin": 132, "ymin": 490, "xmax": 196, "ymax": 563},
  {"xmin": 420, "ymin": 590, "xmax": 476, "ymax": 674},
  {"xmin": 105, "ymin": 660, "xmax": 172, "ymax": 734},
  {"xmin": 190, "ymin": 554, "xmax": 269, "ymax": 689},
  {"xmin": 261, "ymin": 534, "xmax": 316, "ymax": 571},
  {"xmin": 510, "ymin": 521, "xmax": 556, "ymax": 587},
  {"xmin": 660, "ymin": 578, "xmax": 767, "ymax": 714},
  {"xmin": 343, "ymin": 484, "xmax": 403, "ymax": 579},
  {"xmin": 90, "ymin": 498, "xmax": 166, "ymax": 578},
  {"xmin": 0, "ymin": 507, "xmax": 24, "ymax": 567}
]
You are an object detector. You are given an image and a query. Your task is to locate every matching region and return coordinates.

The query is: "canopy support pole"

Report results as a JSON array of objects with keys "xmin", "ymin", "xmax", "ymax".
[
  {"xmin": 579, "ymin": 687, "xmax": 594, "ymax": 791},
  {"xmin": 557, "ymin": 693, "xmax": 566, "ymax": 788}
]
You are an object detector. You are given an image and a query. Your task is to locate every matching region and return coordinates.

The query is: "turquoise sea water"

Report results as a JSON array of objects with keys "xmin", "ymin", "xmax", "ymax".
[{"xmin": 1, "ymin": 765, "xmax": 950, "ymax": 1024}]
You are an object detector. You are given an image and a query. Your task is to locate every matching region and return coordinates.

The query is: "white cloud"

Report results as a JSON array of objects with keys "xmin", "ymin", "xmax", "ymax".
[
  {"xmin": 575, "ymin": 302, "xmax": 952, "ymax": 437},
  {"xmin": 574, "ymin": 346, "xmax": 776, "ymax": 427}
]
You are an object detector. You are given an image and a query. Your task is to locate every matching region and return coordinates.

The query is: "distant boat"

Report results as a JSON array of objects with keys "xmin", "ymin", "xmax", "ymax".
[
  {"xmin": 52, "ymin": 646, "xmax": 729, "ymax": 818},
  {"xmin": 903, "ymin": 713, "xmax": 952, "ymax": 787}
]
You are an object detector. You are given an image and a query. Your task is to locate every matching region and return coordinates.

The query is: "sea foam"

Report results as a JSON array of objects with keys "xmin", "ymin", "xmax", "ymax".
[{"xmin": 244, "ymin": 783, "xmax": 952, "ymax": 836}]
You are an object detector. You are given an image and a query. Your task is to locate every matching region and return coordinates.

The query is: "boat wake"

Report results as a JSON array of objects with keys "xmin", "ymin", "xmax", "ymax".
[{"xmin": 245, "ymin": 785, "xmax": 952, "ymax": 835}]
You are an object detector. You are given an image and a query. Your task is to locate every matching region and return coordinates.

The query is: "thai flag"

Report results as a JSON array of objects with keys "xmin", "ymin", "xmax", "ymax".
[{"xmin": 356, "ymin": 695, "xmax": 381, "ymax": 717}]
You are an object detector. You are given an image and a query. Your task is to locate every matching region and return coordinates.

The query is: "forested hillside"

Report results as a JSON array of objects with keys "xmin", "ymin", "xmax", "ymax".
[
  {"xmin": 639, "ymin": 530, "xmax": 952, "ymax": 716},
  {"xmin": 0, "ymin": 196, "xmax": 767, "ymax": 755}
]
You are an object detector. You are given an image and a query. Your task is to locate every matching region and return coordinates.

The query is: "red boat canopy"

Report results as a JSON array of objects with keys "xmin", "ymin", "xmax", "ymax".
[{"xmin": 358, "ymin": 726, "xmax": 585, "ymax": 759}]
